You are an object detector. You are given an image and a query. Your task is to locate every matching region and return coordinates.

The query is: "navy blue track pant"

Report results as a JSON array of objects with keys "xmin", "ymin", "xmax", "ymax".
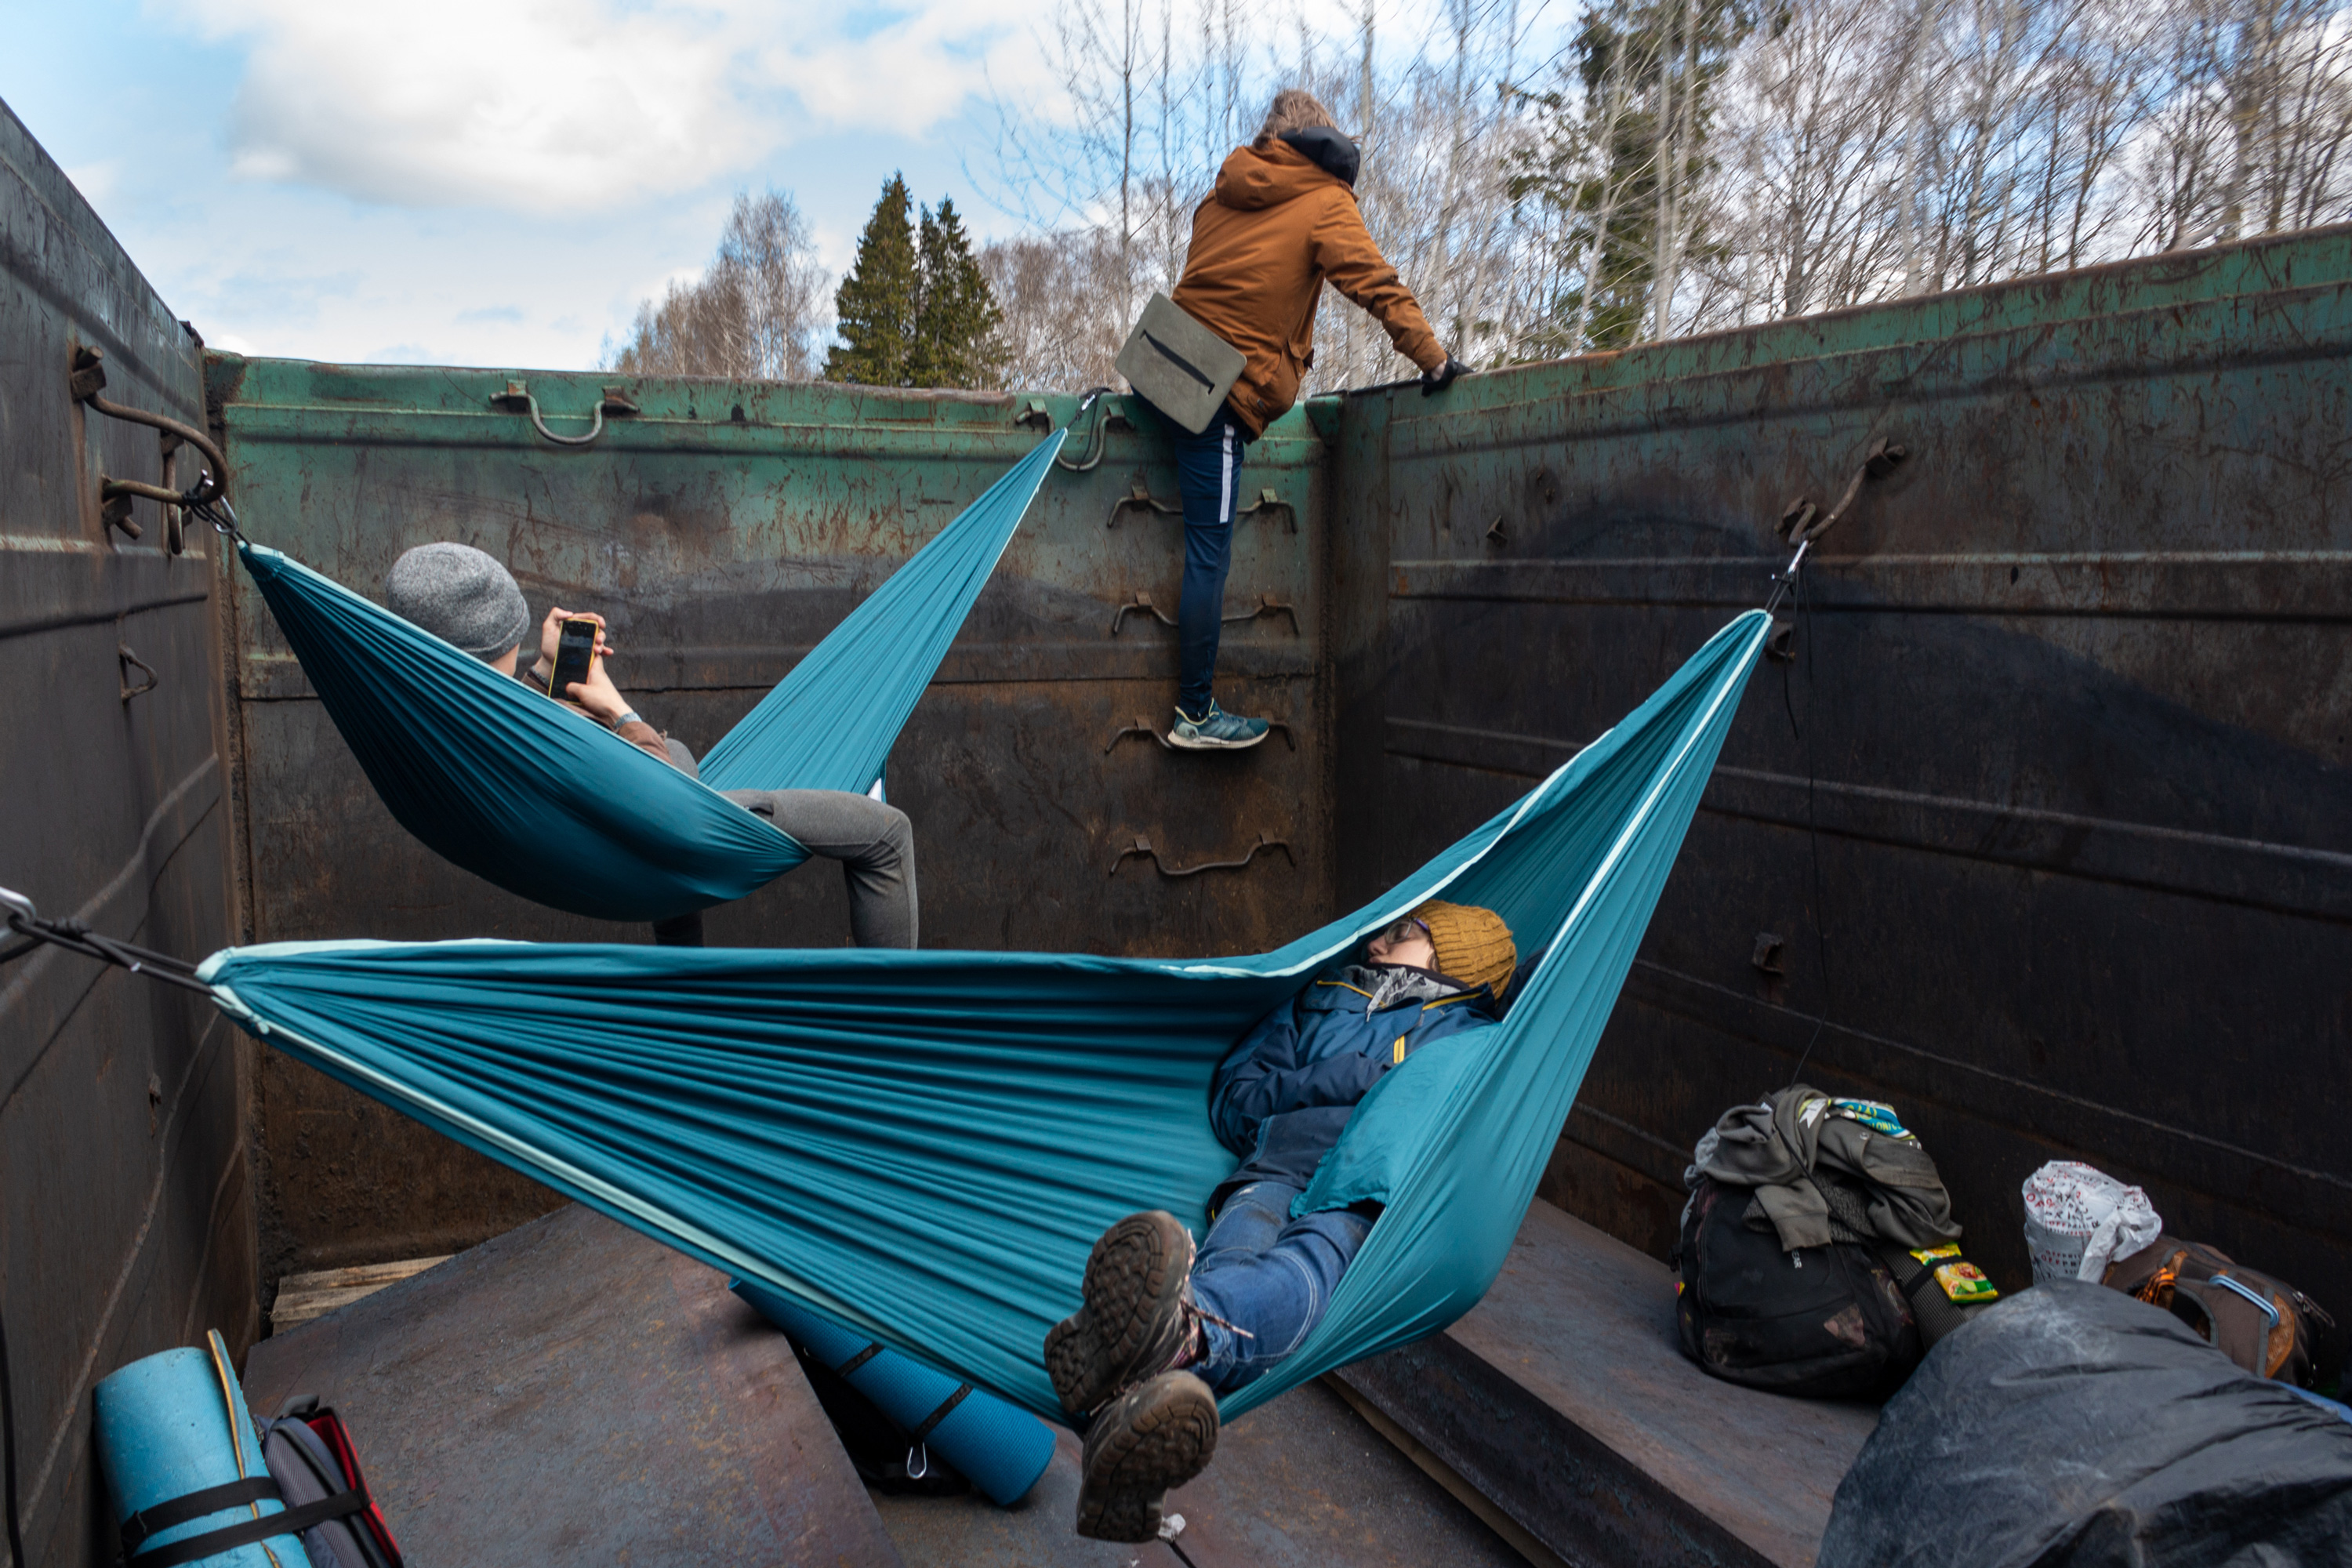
[{"xmin": 1169, "ymin": 408, "xmax": 1252, "ymax": 717}]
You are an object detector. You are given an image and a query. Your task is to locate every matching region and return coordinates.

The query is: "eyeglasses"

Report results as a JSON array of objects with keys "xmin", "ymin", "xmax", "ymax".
[{"xmin": 1374, "ymin": 916, "xmax": 1430, "ymax": 947}]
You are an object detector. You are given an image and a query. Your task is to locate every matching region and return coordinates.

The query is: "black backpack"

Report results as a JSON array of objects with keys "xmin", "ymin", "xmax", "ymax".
[{"xmin": 1675, "ymin": 1174, "xmax": 1934, "ymax": 1400}]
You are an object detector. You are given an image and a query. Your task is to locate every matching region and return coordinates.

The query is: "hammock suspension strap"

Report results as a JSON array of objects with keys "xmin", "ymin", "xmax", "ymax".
[{"xmin": 0, "ymin": 887, "xmax": 212, "ymax": 996}]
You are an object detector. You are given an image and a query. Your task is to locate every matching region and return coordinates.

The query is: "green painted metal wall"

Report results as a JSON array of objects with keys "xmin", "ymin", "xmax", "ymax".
[{"xmin": 205, "ymin": 365, "xmax": 1334, "ymax": 1276}]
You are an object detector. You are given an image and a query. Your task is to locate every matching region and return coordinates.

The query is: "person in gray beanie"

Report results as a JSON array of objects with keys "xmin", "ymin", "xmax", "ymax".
[{"xmin": 386, "ymin": 542, "xmax": 918, "ymax": 949}]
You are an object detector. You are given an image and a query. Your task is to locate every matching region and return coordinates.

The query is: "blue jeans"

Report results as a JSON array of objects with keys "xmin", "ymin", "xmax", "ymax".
[
  {"xmin": 1168, "ymin": 409, "xmax": 1250, "ymax": 717},
  {"xmin": 1186, "ymin": 1181, "xmax": 1374, "ymax": 1396}
]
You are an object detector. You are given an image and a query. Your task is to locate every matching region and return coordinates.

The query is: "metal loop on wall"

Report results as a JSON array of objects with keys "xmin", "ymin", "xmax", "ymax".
[
  {"xmin": 492, "ymin": 380, "xmax": 640, "ymax": 447},
  {"xmin": 73, "ymin": 346, "xmax": 226, "ymax": 554},
  {"xmin": 1109, "ymin": 591, "xmax": 1298, "ymax": 637},
  {"xmin": 1107, "ymin": 483, "xmax": 1181, "ymax": 528},
  {"xmin": 1052, "ymin": 387, "xmax": 1115, "ymax": 471},
  {"xmin": 1778, "ymin": 437, "xmax": 1907, "ymax": 546},
  {"xmin": 118, "ymin": 644, "xmax": 158, "ymax": 702},
  {"xmin": 1106, "ymin": 484, "xmax": 1296, "ymax": 532},
  {"xmin": 1102, "ymin": 714, "xmax": 1296, "ymax": 753},
  {"xmin": 1108, "ymin": 832, "xmax": 1293, "ymax": 879}
]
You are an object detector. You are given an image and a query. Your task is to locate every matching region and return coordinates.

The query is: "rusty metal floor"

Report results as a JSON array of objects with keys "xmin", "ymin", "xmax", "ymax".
[
  {"xmin": 1334, "ymin": 1201, "xmax": 1882, "ymax": 1568},
  {"xmin": 867, "ymin": 1377, "xmax": 1524, "ymax": 1568},
  {"xmin": 242, "ymin": 1203, "xmax": 901, "ymax": 1565},
  {"xmin": 243, "ymin": 1203, "xmax": 1525, "ymax": 1567}
]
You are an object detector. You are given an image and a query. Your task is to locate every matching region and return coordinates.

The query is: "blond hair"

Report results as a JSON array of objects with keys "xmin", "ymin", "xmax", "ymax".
[{"xmin": 1255, "ymin": 89, "xmax": 1338, "ymax": 146}]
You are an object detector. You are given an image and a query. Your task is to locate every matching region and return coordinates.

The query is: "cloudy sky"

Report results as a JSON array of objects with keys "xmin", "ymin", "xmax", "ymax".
[
  {"xmin": 5, "ymin": 0, "xmax": 1514, "ymax": 373},
  {"xmin": 0, "ymin": 0, "xmax": 1106, "ymax": 368}
]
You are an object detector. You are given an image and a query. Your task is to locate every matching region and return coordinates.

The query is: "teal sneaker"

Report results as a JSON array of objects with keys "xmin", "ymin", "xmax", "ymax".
[{"xmin": 1168, "ymin": 702, "xmax": 1269, "ymax": 751}]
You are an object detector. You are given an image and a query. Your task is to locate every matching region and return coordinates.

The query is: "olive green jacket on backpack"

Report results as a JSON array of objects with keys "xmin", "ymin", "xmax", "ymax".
[{"xmin": 1688, "ymin": 1084, "xmax": 1962, "ymax": 1252}]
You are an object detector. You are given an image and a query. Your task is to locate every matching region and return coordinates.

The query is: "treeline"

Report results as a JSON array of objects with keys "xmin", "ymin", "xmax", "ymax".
[
  {"xmin": 605, "ymin": 178, "xmax": 1004, "ymax": 389},
  {"xmin": 605, "ymin": 0, "xmax": 2352, "ymax": 391}
]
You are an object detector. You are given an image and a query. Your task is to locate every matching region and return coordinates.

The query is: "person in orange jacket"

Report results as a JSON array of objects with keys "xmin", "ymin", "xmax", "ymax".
[{"xmin": 1155, "ymin": 88, "xmax": 1469, "ymax": 750}]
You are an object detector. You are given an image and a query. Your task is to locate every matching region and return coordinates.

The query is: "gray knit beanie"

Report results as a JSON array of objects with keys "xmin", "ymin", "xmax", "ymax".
[{"xmin": 386, "ymin": 543, "xmax": 531, "ymax": 660}]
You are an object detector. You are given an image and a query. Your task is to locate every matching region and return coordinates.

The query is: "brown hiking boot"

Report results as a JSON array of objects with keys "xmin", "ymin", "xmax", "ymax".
[
  {"xmin": 1074, "ymin": 1371, "xmax": 1219, "ymax": 1541},
  {"xmin": 1043, "ymin": 1210, "xmax": 1201, "ymax": 1417}
]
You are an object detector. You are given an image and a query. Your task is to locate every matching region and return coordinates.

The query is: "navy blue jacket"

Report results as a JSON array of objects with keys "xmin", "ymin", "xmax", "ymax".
[{"xmin": 1207, "ymin": 964, "xmax": 1499, "ymax": 1207}]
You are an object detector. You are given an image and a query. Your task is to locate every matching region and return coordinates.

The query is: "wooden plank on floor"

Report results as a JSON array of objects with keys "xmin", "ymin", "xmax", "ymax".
[{"xmin": 271, "ymin": 1256, "xmax": 452, "ymax": 1328}]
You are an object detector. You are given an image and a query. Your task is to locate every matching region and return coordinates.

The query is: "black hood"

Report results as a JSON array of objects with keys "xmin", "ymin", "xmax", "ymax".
[{"xmin": 1279, "ymin": 127, "xmax": 1360, "ymax": 188}]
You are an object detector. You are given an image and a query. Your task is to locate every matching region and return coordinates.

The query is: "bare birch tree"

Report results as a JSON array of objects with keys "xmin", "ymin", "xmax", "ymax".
[
  {"xmin": 604, "ymin": 190, "xmax": 829, "ymax": 379},
  {"xmin": 953, "ymin": 0, "xmax": 2352, "ymax": 389}
]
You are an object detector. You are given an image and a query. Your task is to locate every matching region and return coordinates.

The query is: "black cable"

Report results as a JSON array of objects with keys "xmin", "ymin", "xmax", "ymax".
[
  {"xmin": 1781, "ymin": 561, "xmax": 1835, "ymax": 1088},
  {"xmin": 0, "ymin": 938, "xmax": 37, "ymax": 966},
  {"xmin": 2, "ymin": 913, "xmax": 212, "ymax": 996},
  {"xmin": 1, "ymin": 1300, "xmax": 23, "ymax": 1568}
]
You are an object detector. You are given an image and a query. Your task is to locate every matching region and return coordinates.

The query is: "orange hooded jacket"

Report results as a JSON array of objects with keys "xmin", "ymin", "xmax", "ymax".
[{"xmin": 1171, "ymin": 139, "xmax": 1446, "ymax": 436}]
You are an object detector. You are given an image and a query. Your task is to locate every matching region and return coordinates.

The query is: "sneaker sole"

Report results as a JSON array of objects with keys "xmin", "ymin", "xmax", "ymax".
[
  {"xmin": 1076, "ymin": 1374, "xmax": 1219, "ymax": 1541},
  {"xmin": 1165, "ymin": 728, "xmax": 1269, "ymax": 751},
  {"xmin": 1046, "ymin": 1212, "xmax": 1195, "ymax": 1415}
]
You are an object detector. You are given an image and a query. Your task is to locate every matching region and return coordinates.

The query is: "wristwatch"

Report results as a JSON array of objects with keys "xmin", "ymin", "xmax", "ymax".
[{"xmin": 612, "ymin": 710, "xmax": 643, "ymax": 730}]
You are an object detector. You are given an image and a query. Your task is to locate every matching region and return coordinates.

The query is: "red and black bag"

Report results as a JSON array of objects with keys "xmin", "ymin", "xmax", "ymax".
[{"xmin": 257, "ymin": 1396, "xmax": 403, "ymax": 1568}]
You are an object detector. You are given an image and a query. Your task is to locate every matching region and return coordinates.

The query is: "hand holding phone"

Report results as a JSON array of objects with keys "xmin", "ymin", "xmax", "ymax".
[{"xmin": 546, "ymin": 615, "xmax": 599, "ymax": 699}]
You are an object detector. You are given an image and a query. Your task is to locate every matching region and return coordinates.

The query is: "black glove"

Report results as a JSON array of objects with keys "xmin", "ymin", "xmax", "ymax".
[{"xmin": 1420, "ymin": 355, "xmax": 1471, "ymax": 396}]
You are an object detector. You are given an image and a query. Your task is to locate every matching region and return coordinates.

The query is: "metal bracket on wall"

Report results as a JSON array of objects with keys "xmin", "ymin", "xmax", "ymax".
[
  {"xmin": 491, "ymin": 380, "xmax": 641, "ymax": 447},
  {"xmin": 1778, "ymin": 437, "xmax": 1908, "ymax": 546},
  {"xmin": 1109, "ymin": 831, "xmax": 1294, "ymax": 879},
  {"xmin": 1109, "ymin": 591, "xmax": 1299, "ymax": 637},
  {"xmin": 118, "ymin": 644, "xmax": 158, "ymax": 702},
  {"xmin": 1102, "ymin": 714, "xmax": 1296, "ymax": 753},
  {"xmin": 1107, "ymin": 483, "xmax": 1297, "ymax": 532},
  {"xmin": 71, "ymin": 346, "xmax": 226, "ymax": 554}
]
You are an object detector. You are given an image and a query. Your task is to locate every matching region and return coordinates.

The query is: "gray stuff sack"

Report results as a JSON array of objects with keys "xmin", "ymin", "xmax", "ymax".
[{"xmin": 1116, "ymin": 292, "xmax": 1246, "ymax": 434}]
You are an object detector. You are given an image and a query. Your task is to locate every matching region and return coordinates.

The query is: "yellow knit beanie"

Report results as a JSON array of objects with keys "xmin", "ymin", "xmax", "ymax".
[{"xmin": 1414, "ymin": 901, "xmax": 1515, "ymax": 995}]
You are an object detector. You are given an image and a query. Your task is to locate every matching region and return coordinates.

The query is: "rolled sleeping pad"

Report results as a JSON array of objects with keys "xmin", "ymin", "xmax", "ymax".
[
  {"xmin": 95, "ymin": 1331, "xmax": 312, "ymax": 1568},
  {"xmin": 731, "ymin": 1279, "xmax": 1054, "ymax": 1506}
]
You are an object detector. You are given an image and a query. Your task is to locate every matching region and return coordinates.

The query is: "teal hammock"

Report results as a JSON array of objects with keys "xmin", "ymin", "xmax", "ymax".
[
  {"xmin": 236, "ymin": 430, "xmax": 1067, "ymax": 924},
  {"xmin": 198, "ymin": 610, "xmax": 1769, "ymax": 1422}
]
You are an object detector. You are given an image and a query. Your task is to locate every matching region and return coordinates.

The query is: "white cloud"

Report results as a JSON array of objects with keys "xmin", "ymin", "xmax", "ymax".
[
  {"xmin": 169, "ymin": 0, "xmax": 1048, "ymax": 214},
  {"xmin": 63, "ymin": 159, "xmax": 121, "ymax": 208}
]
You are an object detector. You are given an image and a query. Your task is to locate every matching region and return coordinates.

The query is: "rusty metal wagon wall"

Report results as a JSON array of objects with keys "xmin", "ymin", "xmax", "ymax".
[
  {"xmin": 0, "ymin": 101, "xmax": 252, "ymax": 1568},
  {"xmin": 201, "ymin": 362, "xmax": 1335, "ymax": 1276},
  {"xmin": 7, "ymin": 82, "xmax": 2350, "ymax": 1566},
  {"xmin": 211, "ymin": 233, "xmax": 2352, "ymax": 1378},
  {"xmin": 1332, "ymin": 235, "xmax": 2352, "ymax": 1371}
]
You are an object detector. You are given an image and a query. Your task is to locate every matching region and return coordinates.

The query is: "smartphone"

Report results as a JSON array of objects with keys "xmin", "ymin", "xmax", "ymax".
[{"xmin": 546, "ymin": 616, "xmax": 599, "ymax": 699}]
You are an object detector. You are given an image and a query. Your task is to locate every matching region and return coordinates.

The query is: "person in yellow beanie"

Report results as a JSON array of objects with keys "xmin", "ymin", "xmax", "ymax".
[{"xmin": 1043, "ymin": 900, "xmax": 1516, "ymax": 1540}]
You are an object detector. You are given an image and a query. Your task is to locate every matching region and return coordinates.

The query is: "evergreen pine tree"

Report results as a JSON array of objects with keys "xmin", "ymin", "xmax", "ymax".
[
  {"xmin": 910, "ymin": 198, "xmax": 1005, "ymax": 390},
  {"xmin": 826, "ymin": 174, "xmax": 919, "ymax": 385},
  {"xmin": 1508, "ymin": 0, "xmax": 1748, "ymax": 353}
]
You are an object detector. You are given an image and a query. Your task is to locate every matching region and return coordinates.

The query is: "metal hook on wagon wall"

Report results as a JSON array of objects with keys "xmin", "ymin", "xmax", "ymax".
[
  {"xmin": 491, "ymin": 380, "xmax": 641, "ymax": 447},
  {"xmin": 71, "ymin": 346, "xmax": 229, "ymax": 554},
  {"xmin": 1053, "ymin": 386, "xmax": 1116, "ymax": 472}
]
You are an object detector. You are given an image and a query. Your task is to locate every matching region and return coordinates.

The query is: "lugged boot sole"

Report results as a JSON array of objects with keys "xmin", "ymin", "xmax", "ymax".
[
  {"xmin": 1046, "ymin": 1211, "xmax": 1194, "ymax": 1416},
  {"xmin": 1076, "ymin": 1372, "xmax": 1219, "ymax": 1541}
]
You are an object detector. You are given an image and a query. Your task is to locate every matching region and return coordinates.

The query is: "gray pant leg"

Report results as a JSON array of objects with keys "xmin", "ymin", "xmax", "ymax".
[
  {"xmin": 644, "ymin": 740, "xmax": 707, "ymax": 946},
  {"xmin": 724, "ymin": 789, "xmax": 918, "ymax": 949}
]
